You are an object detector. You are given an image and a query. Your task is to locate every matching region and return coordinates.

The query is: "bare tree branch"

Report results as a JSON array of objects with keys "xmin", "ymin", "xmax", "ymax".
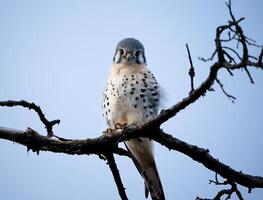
[
  {"xmin": 105, "ymin": 153, "xmax": 128, "ymax": 200},
  {"xmin": 1, "ymin": 126, "xmax": 263, "ymax": 191},
  {"xmin": 197, "ymin": 180, "xmax": 244, "ymax": 200},
  {"xmin": 0, "ymin": 100, "xmax": 60, "ymax": 136}
]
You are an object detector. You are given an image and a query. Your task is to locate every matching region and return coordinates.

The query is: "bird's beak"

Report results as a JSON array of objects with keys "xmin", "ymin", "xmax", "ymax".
[{"xmin": 126, "ymin": 52, "xmax": 132, "ymax": 61}]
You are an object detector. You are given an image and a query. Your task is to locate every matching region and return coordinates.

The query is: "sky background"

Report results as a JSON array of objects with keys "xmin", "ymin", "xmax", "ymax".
[{"xmin": 0, "ymin": 0, "xmax": 263, "ymax": 199}]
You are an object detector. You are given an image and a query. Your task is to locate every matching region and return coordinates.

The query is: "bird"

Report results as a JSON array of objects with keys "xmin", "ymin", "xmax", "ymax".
[{"xmin": 102, "ymin": 38, "xmax": 165, "ymax": 200}]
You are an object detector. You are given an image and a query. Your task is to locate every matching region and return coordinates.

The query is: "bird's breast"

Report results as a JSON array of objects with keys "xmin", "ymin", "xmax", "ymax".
[{"xmin": 102, "ymin": 66, "xmax": 161, "ymax": 128}]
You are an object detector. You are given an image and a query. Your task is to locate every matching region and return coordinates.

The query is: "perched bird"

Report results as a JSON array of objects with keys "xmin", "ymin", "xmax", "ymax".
[{"xmin": 102, "ymin": 38, "xmax": 165, "ymax": 200}]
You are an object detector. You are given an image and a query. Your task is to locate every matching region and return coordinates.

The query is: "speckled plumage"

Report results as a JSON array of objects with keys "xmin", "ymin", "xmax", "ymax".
[
  {"xmin": 102, "ymin": 67, "xmax": 160, "ymax": 127},
  {"xmin": 102, "ymin": 38, "xmax": 165, "ymax": 200}
]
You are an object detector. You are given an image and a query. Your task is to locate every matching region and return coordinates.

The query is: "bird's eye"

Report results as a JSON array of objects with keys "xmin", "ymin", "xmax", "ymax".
[
  {"xmin": 119, "ymin": 49, "xmax": 124, "ymax": 55},
  {"xmin": 135, "ymin": 50, "xmax": 141, "ymax": 57}
]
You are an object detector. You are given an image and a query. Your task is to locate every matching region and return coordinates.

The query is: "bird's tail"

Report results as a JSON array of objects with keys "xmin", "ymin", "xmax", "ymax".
[{"xmin": 126, "ymin": 138, "xmax": 165, "ymax": 200}]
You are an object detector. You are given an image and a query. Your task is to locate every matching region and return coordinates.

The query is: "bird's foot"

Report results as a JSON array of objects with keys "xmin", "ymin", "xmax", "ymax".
[
  {"xmin": 125, "ymin": 122, "xmax": 139, "ymax": 130},
  {"xmin": 103, "ymin": 122, "xmax": 139, "ymax": 136},
  {"xmin": 114, "ymin": 123, "xmax": 128, "ymax": 130},
  {"xmin": 103, "ymin": 128, "xmax": 116, "ymax": 135}
]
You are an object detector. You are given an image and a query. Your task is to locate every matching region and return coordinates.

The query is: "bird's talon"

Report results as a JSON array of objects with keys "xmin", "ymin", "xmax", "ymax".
[
  {"xmin": 104, "ymin": 128, "xmax": 115, "ymax": 135},
  {"xmin": 126, "ymin": 123, "xmax": 138, "ymax": 130},
  {"xmin": 114, "ymin": 123, "xmax": 127, "ymax": 130}
]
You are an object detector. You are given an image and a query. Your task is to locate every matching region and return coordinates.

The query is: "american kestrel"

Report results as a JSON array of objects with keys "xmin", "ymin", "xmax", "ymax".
[{"xmin": 102, "ymin": 38, "xmax": 165, "ymax": 200}]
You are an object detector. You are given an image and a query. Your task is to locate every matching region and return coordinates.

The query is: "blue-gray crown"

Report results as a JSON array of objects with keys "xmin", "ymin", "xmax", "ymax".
[
  {"xmin": 116, "ymin": 38, "xmax": 145, "ymax": 52},
  {"xmin": 113, "ymin": 38, "xmax": 146, "ymax": 65}
]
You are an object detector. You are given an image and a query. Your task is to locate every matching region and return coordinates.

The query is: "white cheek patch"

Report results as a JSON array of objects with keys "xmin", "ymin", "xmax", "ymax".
[
  {"xmin": 114, "ymin": 51, "xmax": 121, "ymax": 63},
  {"xmin": 138, "ymin": 53, "xmax": 144, "ymax": 64}
]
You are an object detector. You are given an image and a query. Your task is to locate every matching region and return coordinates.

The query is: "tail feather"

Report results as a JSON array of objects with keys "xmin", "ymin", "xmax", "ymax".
[
  {"xmin": 145, "ymin": 181, "xmax": 149, "ymax": 198},
  {"xmin": 142, "ymin": 163, "xmax": 165, "ymax": 200},
  {"xmin": 126, "ymin": 139, "xmax": 165, "ymax": 200}
]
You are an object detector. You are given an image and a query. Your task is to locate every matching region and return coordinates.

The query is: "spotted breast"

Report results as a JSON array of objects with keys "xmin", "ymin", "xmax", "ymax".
[{"xmin": 102, "ymin": 66, "xmax": 160, "ymax": 128}]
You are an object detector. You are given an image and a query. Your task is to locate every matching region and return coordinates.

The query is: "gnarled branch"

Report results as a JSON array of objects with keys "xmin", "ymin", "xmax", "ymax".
[
  {"xmin": 1, "ymin": 126, "xmax": 262, "ymax": 191},
  {"xmin": 0, "ymin": 100, "xmax": 60, "ymax": 136}
]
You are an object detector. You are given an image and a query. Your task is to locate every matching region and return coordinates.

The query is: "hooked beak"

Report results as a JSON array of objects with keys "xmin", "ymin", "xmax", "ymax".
[{"xmin": 126, "ymin": 52, "xmax": 133, "ymax": 61}]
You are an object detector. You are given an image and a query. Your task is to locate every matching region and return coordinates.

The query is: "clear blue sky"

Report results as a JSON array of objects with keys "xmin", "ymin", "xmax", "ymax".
[{"xmin": 0, "ymin": 0, "xmax": 263, "ymax": 199}]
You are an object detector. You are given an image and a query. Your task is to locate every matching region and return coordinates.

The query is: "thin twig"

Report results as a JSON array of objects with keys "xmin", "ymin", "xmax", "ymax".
[
  {"xmin": 258, "ymin": 48, "xmax": 263, "ymax": 65},
  {"xmin": 220, "ymin": 32, "xmax": 237, "ymax": 42},
  {"xmin": 244, "ymin": 67, "xmax": 255, "ymax": 84},
  {"xmin": 222, "ymin": 46, "xmax": 242, "ymax": 61},
  {"xmin": 0, "ymin": 100, "xmax": 60, "ymax": 136},
  {"xmin": 223, "ymin": 49, "xmax": 237, "ymax": 64},
  {"xmin": 186, "ymin": 43, "xmax": 195, "ymax": 94},
  {"xmin": 198, "ymin": 50, "xmax": 217, "ymax": 62},
  {"xmin": 209, "ymin": 172, "xmax": 228, "ymax": 185},
  {"xmin": 197, "ymin": 182, "xmax": 244, "ymax": 200},
  {"xmin": 216, "ymin": 78, "xmax": 236, "ymax": 103}
]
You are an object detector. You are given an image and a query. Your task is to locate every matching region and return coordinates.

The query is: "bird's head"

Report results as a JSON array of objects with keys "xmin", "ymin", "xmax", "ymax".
[{"xmin": 113, "ymin": 38, "xmax": 147, "ymax": 65}]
